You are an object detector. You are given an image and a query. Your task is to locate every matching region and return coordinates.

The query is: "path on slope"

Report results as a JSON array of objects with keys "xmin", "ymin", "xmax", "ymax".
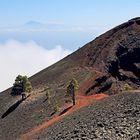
[{"xmin": 20, "ymin": 72, "xmax": 108, "ymax": 140}]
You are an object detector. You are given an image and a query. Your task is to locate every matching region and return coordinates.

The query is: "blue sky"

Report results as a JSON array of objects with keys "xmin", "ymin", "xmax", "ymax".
[
  {"xmin": 0, "ymin": 0, "xmax": 140, "ymax": 27},
  {"xmin": 0, "ymin": 0, "xmax": 140, "ymax": 92},
  {"xmin": 0, "ymin": 0, "xmax": 140, "ymax": 49}
]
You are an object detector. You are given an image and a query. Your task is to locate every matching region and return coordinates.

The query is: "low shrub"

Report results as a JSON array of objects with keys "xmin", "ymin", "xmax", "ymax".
[{"xmin": 123, "ymin": 83, "xmax": 133, "ymax": 91}]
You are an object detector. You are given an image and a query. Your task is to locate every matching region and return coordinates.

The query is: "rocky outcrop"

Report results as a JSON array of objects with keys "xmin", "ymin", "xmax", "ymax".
[{"xmin": 84, "ymin": 17, "xmax": 140, "ymax": 95}]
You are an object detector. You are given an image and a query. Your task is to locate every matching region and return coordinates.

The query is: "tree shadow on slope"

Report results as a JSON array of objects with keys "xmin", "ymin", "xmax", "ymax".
[
  {"xmin": 59, "ymin": 106, "xmax": 73, "ymax": 116},
  {"xmin": 1, "ymin": 100, "xmax": 22, "ymax": 119},
  {"xmin": 1, "ymin": 95, "xmax": 30, "ymax": 119},
  {"xmin": 50, "ymin": 106, "xmax": 73, "ymax": 117}
]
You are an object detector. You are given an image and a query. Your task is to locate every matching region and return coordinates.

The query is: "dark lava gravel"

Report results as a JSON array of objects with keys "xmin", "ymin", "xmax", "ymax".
[{"xmin": 33, "ymin": 92, "xmax": 140, "ymax": 140}]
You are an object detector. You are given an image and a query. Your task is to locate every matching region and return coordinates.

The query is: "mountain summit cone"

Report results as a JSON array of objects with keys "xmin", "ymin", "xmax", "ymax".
[{"xmin": 31, "ymin": 17, "xmax": 140, "ymax": 95}]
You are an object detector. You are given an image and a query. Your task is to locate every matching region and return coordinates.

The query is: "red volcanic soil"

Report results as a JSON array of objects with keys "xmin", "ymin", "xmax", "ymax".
[
  {"xmin": 20, "ymin": 73, "xmax": 108, "ymax": 140},
  {"xmin": 20, "ymin": 94, "xmax": 108, "ymax": 140}
]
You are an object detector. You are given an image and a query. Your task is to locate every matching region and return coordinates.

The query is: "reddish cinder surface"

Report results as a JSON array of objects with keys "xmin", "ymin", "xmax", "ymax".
[
  {"xmin": 20, "ymin": 74, "xmax": 108, "ymax": 140},
  {"xmin": 20, "ymin": 94, "xmax": 108, "ymax": 140}
]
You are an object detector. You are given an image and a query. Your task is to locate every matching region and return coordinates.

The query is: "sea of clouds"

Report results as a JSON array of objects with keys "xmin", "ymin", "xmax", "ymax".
[{"xmin": 0, "ymin": 39, "xmax": 72, "ymax": 92}]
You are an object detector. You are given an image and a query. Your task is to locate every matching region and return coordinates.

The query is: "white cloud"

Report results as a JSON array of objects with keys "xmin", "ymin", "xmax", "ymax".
[{"xmin": 0, "ymin": 39, "xmax": 72, "ymax": 92}]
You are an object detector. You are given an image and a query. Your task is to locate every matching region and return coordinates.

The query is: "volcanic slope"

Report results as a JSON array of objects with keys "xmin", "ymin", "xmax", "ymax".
[
  {"xmin": 1, "ymin": 17, "xmax": 140, "ymax": 140},
  {"xmin": 33, "ymin": 17, "xmax": 140, "ymax": 95},
  {"xmin": 32, "ymin": 91, "xmax": 140, "ymax": 140}
]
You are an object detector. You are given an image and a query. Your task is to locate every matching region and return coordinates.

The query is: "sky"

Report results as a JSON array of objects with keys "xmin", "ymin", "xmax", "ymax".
[{"xmin": 0, "ymin": 0, "xmax": 140, "ymax": 92}]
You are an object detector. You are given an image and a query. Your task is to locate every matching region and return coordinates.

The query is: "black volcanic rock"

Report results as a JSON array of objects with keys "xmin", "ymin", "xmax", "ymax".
[
  {"xmin": 80, "ymin": 17, "xmax": 140, "ymax": 94},
  {"xmin": 33, "ymin": 92, "xmax": 140, "ymax": 140}
]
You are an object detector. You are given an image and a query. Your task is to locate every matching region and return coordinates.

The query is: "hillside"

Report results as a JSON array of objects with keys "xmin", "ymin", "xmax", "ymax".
[
  {"xmin": 33, "ymin": 91, "xmax": 140, "ymax": 140},
  {"xmin": 32, "ymin": 17, "xmax": 140, "ymax": 95},
  {"xmin": 0, "ymin": 17, "xmax": 140, "ymax": 140}
]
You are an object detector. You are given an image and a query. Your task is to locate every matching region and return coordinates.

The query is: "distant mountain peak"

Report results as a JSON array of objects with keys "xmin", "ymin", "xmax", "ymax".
[{"xmin": 24, "ymin": 21, "xmax": 43, "ymax": 27}]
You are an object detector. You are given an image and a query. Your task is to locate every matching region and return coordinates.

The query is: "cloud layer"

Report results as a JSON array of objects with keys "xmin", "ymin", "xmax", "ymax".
[{"xmin": 0, "ymin": 40, "xmax": 72, "ymax": 92}]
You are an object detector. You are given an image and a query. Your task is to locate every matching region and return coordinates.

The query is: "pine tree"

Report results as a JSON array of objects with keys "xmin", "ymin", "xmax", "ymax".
[
  {"xmin": 46, "ymin": 90, "xmax": 51, "ymax": 104},
  {"xmin": 53, "ymin": 102, "xmax": 60, "ymax": 112},
  {"xmin": 67, "ymin": 78, "xmax": 79, "ymax": 106},
  {"xmin": 12, "ymin": 75, "xmax": 32, "ymax": 99}
]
